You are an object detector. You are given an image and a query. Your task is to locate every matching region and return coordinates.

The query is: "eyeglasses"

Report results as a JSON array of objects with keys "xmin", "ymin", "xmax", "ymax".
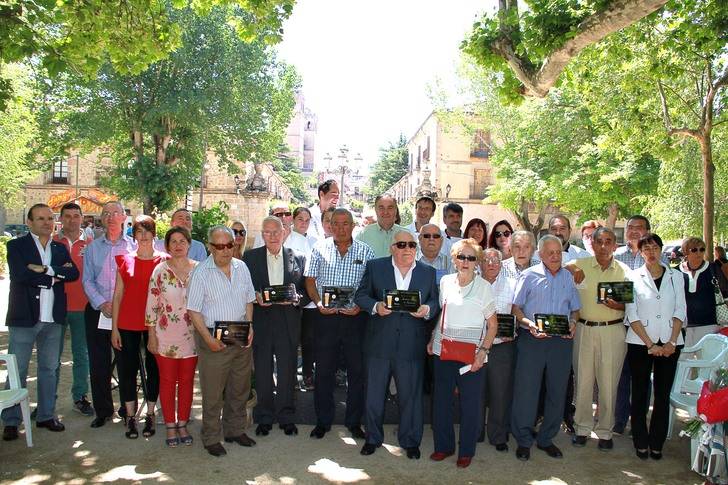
[
  {"xmin": 232, "ymin": 229, "xmax": 246, "ymax": 237},
  {"xmin": 456, "ymin": 254, "xmax": 477, "ymax": 262},
  {"xmin": 689, "ymin": 247, "xmax": 706, "ymax": 253},
  {"xmin": 494, "ymin": 230, "xmax": 512, "ymax": 238},
  {"xmin": 273, "ymin": 212, "xmax": 292, "ymax": 218},
  {"xmin": 263, "ymin": 230, "xmax": 282, "ymax": 237},
  {"xmin": 421, "ymin": 233, "xmax": 442, "ymax": 239},
  {"xmin": 209, "ymin": 242, "xmax": 234, "ymax": 250},
  {"xmin": 392, "ymin": 241, "xmax": 417, "ymax": 249},
  {"xmin": 484, "ymin": 257, "xmax": 500, "ymax": 264}
]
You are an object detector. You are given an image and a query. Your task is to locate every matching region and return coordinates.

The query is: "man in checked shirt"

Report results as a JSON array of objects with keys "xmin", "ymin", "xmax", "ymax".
[{"xmin": 305, "ymin": 208, "xmax": 375, "ymax": 440}]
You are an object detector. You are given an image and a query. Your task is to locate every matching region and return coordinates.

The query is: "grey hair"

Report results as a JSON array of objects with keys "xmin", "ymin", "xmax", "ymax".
[
  {"xmin": 262, "ymin": 216, "xmax": 283, "ymax": 230},
  {"xmin": 592, "ymin": 226, "xmax": 616, "ymax": 241},
  {"xmin": 418, "ymin": 223, "xmax": 443, "ymax": 236},
  {"xmin": 208, "ymin": 224, "xmax": 234, "ymax": 242},
  {"xmin": 483, "ymin": 247, "xmax": 503, "ymax": 260},
  {"xmin": 102, "ymin": 200, "xmax": 125, "ymax": 214},
  {"xmin": 511, "ymin": 230, "xmax": 535, "ymax": 248},
  {"xmin": 332, "ymin": 207, "xmax": 353, "ymax": 223},
  {"xmin": 393, "ymin": 229, "xmax": 415, "ymax": 241},
  {"xmin": 538, "ymin": 234, "xmax": 563, "ymax": 251}
]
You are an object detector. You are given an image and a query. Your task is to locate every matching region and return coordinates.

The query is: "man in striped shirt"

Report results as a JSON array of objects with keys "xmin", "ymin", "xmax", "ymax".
[{"xmin": 187, "ymin": 225, "xmax": 256, "ymax": 457}]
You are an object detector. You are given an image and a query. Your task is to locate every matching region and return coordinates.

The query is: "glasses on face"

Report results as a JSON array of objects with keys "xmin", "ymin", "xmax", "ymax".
[
  {"xmin": 392, "ymin": 241, "xmax": 417, "ymax": 249},
  {"xmin": 494, "ymin": 230, "xmax": 512, "ymax": 238},
  {"xmin": 263, "ymin": 230, "xmax": 282, "ymax": 237},
  {"xmin": 232, "ymin": 229, "xmax": 246, "ymax": 237},
  {"xmin": 273, "ymin": 211, "xmax": 292, "ymax": 218},
  {"xmin": 484, "ymin": 257, "xmax": 500, "ymax": 264},
  {"xmin": 689, "ymin": 247, "xmax": 706, "ymax": 253},
  {"xmin": 210, "ymin": 242, "xmax": 234, "ymax": 250},
  {"xmin": 421, "ymin": 233, "xmax": 442, "ymax": 239},
  {"xmin": 456, "ymin": 254, "xmax": 477, "ymax": 262}
]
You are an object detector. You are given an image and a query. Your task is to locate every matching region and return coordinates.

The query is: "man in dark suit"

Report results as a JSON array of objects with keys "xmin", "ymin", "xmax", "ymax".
[
  {"xmin": 244, "ymin": 216, "xmax": 309, "ymax": 437},
  {"xmin": 354, "ymin": 229, "xmax": 439, "ymax": 459},
  {"xmin": 2, "ymin": 203, "xmax": 79, "ymax": 441}
]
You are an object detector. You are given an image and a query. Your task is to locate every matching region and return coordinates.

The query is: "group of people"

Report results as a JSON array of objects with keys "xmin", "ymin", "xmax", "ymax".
[{"xmin": 3, "ymin": 180, "xmax": 727, "ymax": 469}]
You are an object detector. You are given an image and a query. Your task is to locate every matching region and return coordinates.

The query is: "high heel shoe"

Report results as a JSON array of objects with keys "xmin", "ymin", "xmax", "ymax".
[
  {"xmin": 635, "ymin": 448, "xmax": 648, "ymax": 460},
  {"xmin": 177, "ymin": 421, "xmax": 193, "ymax": 446},
  {"xmin": 142, "ymin": 413, "xmax": 156, "ymax": 438},
  {"xmin": 165, "ymin": 425, "xmax": 180, "ymax": 447},
  {"xmin": 125, "ymin": 417, "xmax": 139, "ymax": 439}
]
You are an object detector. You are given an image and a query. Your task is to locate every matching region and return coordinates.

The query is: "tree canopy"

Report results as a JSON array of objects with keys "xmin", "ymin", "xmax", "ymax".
[{"xmin": 365, "ymin": 135, "xmax": 409, "ymax": 203}]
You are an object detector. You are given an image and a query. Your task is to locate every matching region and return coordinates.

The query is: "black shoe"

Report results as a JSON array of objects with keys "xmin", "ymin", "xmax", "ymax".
[
  {"xmin": 598, "ymin": 439, "xmax": 613, "ymax": 451},
  {"xmin": 347, "ymin": 425, "xmax": 365, "ymax": 439},
  {"xmin": 256, "ymin": 424, "xmax": 272, "ymax": 436},
  {"xmin": 205, "ymin": 442, "xmax": 227, "ymax": 457},
  {"xmin": 224, "ymin": 433, "xmax": 256, "ymax": 447},
  {"xmin": 310, "ymin": 425, "xmax": 329, "ymax": 439},
  {"xmin": 360, "ymin": 443, "xmax": 378, "ymax": 455},
  {"xmin": 406, "ymin": 447, "xmax": 421, "ymax": 459},
  {"xmin": 563, "ymin": 418, "xmax": 575, "ymax": 435},
  {"xmin": 2, "ymin": 426, "xmax": 18, "ymax": 441},
  {"xmin": 73, "ymin": 397, "xmax": 94, "ymax": 416},
  {"xmin": 516, "ymin": 446, "xmax": 530, "ymax": 461},
  {"xmin": 36, "ymin": 418, "xmax": 65, "ymax": 432},
  {"xmin": 125, "ymin": 417, "xmax": 139, "ymax": 439},
  {"xmin": 495, "ymin": 443, "xmax": 508, "ymax": 452},
  {"xmin": 635, "ymin": 448, "xmax": 648, "ymax": 460},
  {"xmin": 280, "ymin": 423, "xmax": 298, "ymax": 436},
  {"xmin": 477, "ymin": 428, "xmax": 485, "ymax": 443},
  {"xmin": 30, "ymin": 408, "xmax": 37, "ymax": 420},
  {"xmin": 649, "ymin": 450, "xmax": 662, "ymax": 460},
  {"xmin": 118, "ymin": 406, "xmax": 127, "ymax": 419},
  {"xmin": 142, "ymin": 413, "xmax": 156, "ymax": 438},
  {"xmin": 90, "ymin": 416, "xmax": 111, "ymax": 428},
  {"xmin": 537, "ymin": 444, "xmax": 563, "ymax": 458},
  {"xmin": 572, "ymin": 435, "xmax": 587, "ymax": 447}
]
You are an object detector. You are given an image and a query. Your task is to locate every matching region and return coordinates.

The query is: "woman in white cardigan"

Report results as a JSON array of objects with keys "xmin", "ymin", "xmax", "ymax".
[{"xmin": 625, "ymin": 233, "xmax": 686, "ymax": 461}]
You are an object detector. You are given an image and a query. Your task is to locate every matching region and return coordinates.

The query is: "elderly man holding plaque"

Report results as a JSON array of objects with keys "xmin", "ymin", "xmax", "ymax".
[
  {"xmin": 243, "ymin": 216, "xmax": 308, "ymax": 437},
  {"xmin": 566, "ymin": 227, "xmax": 630, "ymax": 451},
  {"xmin": 305, "ymin": 208, "xmax": 376, "ymax": 440},
  {"xmin": 187, "ymin": 226, "xmax": 256, "ymax": 457},
  {"xmin": 354, "ymin": 230, "xmax": 438, "ymax": 459},
  {"xmin": 511, "ymin": 235, "xmax": 581, "ymax": 461}
]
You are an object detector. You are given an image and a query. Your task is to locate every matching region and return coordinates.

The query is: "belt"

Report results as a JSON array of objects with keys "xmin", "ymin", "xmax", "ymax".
[{"xmin": 579, "ymin": 318, "xmax": 623, "ymax": 327}]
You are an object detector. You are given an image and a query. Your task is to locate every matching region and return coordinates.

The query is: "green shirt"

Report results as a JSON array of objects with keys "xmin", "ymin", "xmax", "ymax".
[{"xmin": 355, "ymin": 223, "xmax": 408, "ymax": 258}]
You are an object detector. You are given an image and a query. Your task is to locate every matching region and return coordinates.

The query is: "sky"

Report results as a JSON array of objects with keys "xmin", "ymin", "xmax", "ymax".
[{"xmin": 276, "ymin": 0, "xmax": 497, "ymax": 174}]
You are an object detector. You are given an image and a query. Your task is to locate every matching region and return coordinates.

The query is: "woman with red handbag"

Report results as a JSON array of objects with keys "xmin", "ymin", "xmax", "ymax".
[{"xmin": 427, "ymin": 238, "xmax": 497, "ymax": 468}]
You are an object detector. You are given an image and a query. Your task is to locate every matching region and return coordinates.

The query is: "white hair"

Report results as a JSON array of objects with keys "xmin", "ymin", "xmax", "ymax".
[{"xmin": 538, "ymin": 234, "xmax": 562, "ymax": 251}]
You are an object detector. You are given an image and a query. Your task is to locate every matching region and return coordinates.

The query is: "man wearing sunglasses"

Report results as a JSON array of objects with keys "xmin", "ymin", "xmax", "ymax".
[
  {"xmin": 187, "ymin": 226, "xmax": 257, "ymax": 457},
  {"xmin": 417, "ymin": 224, "xmax": 454, "ymax": 283},
  {"xmin": 304, "ymin": 208, "xmax": 375, "ymax": 440},
  {"xmin": 171, "ymin": 208, "xmax": 208, "ymax": 262},
  {"xmin": 356, "ymin": 194, "xmax": 407, "ymax": 258},
  {"xmin": 354, "ymin": 230, "xmax": 438, "ymax": 459}
]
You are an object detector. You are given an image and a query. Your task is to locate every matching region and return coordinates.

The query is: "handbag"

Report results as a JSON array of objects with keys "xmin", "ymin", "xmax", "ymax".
[
  {"xmin": 710, "ymin": 266, "xmax": 728, "ymax": 326},
  {"xmin": 438, "ymin": 301, "xmax": 478, "ymax": 365}
]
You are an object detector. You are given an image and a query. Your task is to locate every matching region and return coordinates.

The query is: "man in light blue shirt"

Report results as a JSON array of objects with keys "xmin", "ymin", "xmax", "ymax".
[
  {"xmin": 171, "ymin": 208, "xmax": 207, "ymax": 262},
  {"xmin": 356, "ymin": 194, "xmax": 406, "ymax": 257}
]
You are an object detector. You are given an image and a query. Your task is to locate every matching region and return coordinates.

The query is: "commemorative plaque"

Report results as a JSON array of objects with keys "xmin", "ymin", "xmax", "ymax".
[
  {"xmin": 214, "ymin": 321, "xmax": 251, "ymax": 346},
  {"xmin": 597, "ymin": 281, "xmax": 634, "ymax": 304},
  {"xmin": 496, "ymin": 313, "xmax": 517, "ymax": 339},
  {"xmin": 534, "ymin": 313, "xmax": 571, "ymax": 336},
  {"xmin": 322, "ymin": 286, "xmax": 355, "ymax": 309},
  {"xmin": 383, "ymin": 290, "xmax": 421, "ymax": 312},
  {"xmin": 262, "ymin": 284, "xmax": 297, "ymax": 303}
]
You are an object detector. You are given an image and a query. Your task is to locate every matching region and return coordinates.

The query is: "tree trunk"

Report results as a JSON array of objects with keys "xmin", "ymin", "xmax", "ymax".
[
  {"xmin": 514, "ymin": 199, "xmax": 546, "ymax": 237},
  {"xmin": 700, "ymin": 136, "xmax": 715, "ymax": 261},
  {"xmin": 143, "ymin": 196, "xmax": 153, "ymax": 216},
  {"xmin": 605, "ymin": 203, "xmax": 619, "ymax": 229}
]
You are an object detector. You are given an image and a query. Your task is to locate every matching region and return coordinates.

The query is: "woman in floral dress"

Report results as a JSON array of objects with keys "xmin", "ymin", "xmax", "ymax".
[{"xmin": 146, "ymin": 227, "xmax": 198, "ymax": 447}]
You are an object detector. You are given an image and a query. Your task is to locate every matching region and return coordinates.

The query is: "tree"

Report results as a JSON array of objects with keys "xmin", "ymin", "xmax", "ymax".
[
  {"xmin": 272, "ymin": 146, "xmax": 313, "ymax": 205},
  {"xmin": 0, "ymin": 63, "xmax": 40, "ymax": 231},
  {"xmin": 462, "ymin": 0, "xmax": 669, "ymax": 102},
  {"xmin": 0, "ymin": 0, "xmax": 295, "ymax": 110},
  {"xmin": 365, "ymin": 135, "xmax": 409, "ymax": 203},
  {"xmin": 38, "ymin": 6, "xmax": 298, "ymax": 214}
]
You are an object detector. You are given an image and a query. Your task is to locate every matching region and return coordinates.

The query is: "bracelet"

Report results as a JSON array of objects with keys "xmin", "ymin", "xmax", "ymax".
[{"xmin": 478, "ymin": 346, "xmax": 490, "ymax": 353}]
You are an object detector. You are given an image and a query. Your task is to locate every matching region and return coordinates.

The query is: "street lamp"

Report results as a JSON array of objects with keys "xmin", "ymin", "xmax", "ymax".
[
  {"xmin": 445, "ymin": 184, "xmax": 452, "ymax": 200},
  {"xmin": 234, "ymin": 174, "xmax": 242, "ymax": 194}
]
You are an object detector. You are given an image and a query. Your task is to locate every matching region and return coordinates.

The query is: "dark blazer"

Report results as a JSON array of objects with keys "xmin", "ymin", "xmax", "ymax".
[
  {"xmin": 243, "ymin": 246, "xmax": 309, "ymax": 341},
  {"xmin": 6, "ymin": 233, "xmax": 79, "ymax": 327},
  {"xmin": 355, "ymin": 257, "xmax": 439, "ymax": 361}
]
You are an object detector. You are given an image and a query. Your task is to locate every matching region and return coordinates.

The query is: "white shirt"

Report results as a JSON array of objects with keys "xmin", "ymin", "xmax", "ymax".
[
  {"xmin": 31, "ymin": 232, "xmax": 55, "ymax": 323},
  {"xmin": 308, "ymin": 204, "xmax": 324, "ymax": 241},
  {"xmin": 562, "ymin": 243, "xmax": 591, "ymax": 263},
  {"xmin": 487, "ymin": 272, "xmax": 516, "ymax": 345},
  {"xmin": 372, "ymin": 258, "xmax": 416, "ymax": 314},
  {"xmin": 285, "ymin": 231, "xmax": 311, "ymax": 256},
  {"xmin": 266, "ymin": 249, "xmax": 284, "ymax": 286}
]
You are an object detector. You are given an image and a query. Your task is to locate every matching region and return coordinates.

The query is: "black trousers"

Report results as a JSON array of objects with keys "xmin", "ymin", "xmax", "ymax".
[
  {"xmin": 117, "ymin": 329, "xmax": 159, "ymax": 404},
  {"xmin": 84, "ymin": 304, "xmax": 115, "ymax": 418},
  {"xmin": 301, "ymin": 308, "xmax": 317, "ymax": 379},
  {"xmin": 481, "ymin": 341, "xmax": 516, "ymax": 445},
  {"xmin": 313, "ymin": 312, "xmax": 366, "ymax": 428},
  {"xmin": 627, "ymin": 343, "xmax": 681, "ymax": 451},
  {"xmin": 253, "ymin": 316, "xmax": 299, "ymax": 425}
]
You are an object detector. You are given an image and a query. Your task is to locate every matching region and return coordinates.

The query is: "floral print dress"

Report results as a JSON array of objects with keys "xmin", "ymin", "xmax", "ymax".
[{"xmin": 145, "ymin": 260, "xmax": 198, "ymax": 358}]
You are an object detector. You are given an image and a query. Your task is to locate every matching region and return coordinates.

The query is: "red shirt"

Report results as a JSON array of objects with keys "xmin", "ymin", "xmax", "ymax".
[
  {"xmin": 54, "ymin": 231, "xmax": 92, "ymax": 312},
  {"xmin": 115, "ymin": 253, "xmax": 166, "ymax": 331}
]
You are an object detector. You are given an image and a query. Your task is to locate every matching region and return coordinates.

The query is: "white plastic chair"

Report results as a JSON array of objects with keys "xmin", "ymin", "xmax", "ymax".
[
  {"xmin": 668, "ymin": 333, "xmax": 728, "ymax": 439},
  {"xmin": 0, "ymin": 354, "xmax": 33, "ymax": 447}
]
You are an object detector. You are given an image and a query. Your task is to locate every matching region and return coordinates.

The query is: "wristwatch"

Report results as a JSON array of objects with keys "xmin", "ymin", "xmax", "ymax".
[
  {"xmin": 668, "ymin": 340, "xmax": 677, "ymax": 347},
  {"xmin": 42, "ymin": 265, "xmax": 48, "ymax": 273},
  {"xmin": 478, "ymin": 346, "xmax": 490, "ymax": 354}
]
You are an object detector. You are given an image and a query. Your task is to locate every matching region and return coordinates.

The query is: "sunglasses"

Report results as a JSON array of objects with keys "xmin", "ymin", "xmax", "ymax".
[
  {"xmin": 392, "ymin": 241, "xmax": 417, "ymax": 249},
  {"xmin": 689, "ymin": 247, "xmax": 706, "ymax": 253},
  {"xmin": 456, "ymin": 254, "xmax": 478, "ymax": 262},
  {"xmin": 273, "ymin": 212, "xmax": 292, "ymax": 218},
  {"xmin": 232, "ymin": 229, "xmax": 246, "ymax": 236},
  {"xmin": 421, "ymin": 233, "xmax": 442, "ymax": 239},
  {"xmin": 494, "ymin": 230, "xmax": 512, "ymax": 238},
  {"xmin": 209, "ymin": 242, "xmax": 234, "ymax": 250}
]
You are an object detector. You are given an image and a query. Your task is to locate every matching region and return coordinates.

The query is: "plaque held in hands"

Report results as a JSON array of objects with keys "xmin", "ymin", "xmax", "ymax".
[
  {"xmin": 383, "ymin": 290, "xmax": 421, "ymax": 312},
  {"xmin": 214, "ymin": 321, "xmax": 251, "ymax": 346},
  {"xmin": 534, "ymin": 313, "xmax": 570, "ymax": 336},
  {"xmin": 597, "ymin": 281, "xmax": 634, "ymax": 303},
  {"xmin": 322, "ymin": 286, "xmax": 355, "ymax": 309},
  {"xmin": 496, "ymin": 313, "xmax": 517, "ymax": 339},
  {"xmin": 262, "ymin": 283, "xmax": 297, "ymax": 303}
]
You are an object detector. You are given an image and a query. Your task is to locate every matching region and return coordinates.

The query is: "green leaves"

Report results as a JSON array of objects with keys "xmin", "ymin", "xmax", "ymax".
[{"xmin": 365, "ymin": 135, "xmax": 409, "ymax": 203}]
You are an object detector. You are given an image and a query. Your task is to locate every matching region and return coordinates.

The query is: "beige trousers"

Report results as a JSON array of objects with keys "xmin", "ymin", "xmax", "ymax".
[{"xmin": 573, "ymin": 323, "xmax": 627, "ymax": 440}]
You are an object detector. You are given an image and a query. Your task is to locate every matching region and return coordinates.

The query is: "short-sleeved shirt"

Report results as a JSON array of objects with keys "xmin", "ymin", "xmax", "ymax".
[
  {"xmin": 500, "ymin": 256, "xmax": 539, "ymax": 282},
  {"xmin": 305, "ymin": 238, "xmax": 375, "ymax": 297},
  {"xmin": 115, "ymin": 253, "xmax": 166, "ymax": 331},
  {"xmin": 355, "ymin": 223, "xmax": 407, "ymax": 258},
  {"xmin": 572, "ymin": 256, "xmax": 629, "ymax": 322},
  {"xmin": 513, "ymin": 263, "xmax": 581, "ymax": 321},
  {"xmin": 187, "ymin": 256, "xmax": 256, "ymax": 328}
]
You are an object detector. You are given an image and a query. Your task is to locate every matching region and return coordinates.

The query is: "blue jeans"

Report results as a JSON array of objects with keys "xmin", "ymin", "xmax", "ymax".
[
  {"xmin": 56, "ymin": 311, "xmax": 90, "ymax": 402},
  {"xmin": 2, "ymin": 322, "xmax": 63, "ymax": 426}
]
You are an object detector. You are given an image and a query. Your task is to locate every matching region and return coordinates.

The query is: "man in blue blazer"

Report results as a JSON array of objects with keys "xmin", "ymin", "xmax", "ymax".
[
  {"xmin": 2, "ymin": 203, "xmax": 79, "ymax": 441},
  {"xmin": 354, "ymin": 229, "xmax": 439, "ymax": 459}
]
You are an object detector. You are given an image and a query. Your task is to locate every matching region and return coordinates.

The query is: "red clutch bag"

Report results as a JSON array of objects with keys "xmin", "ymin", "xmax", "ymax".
[{"xmin": 438, "ymin": 302, "xmax": 478, "ymax": 365}]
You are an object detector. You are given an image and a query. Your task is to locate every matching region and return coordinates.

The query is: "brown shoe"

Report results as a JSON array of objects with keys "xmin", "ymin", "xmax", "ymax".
[
  {"xmin": 224, "ymin": 433, "xmax": 256, "ymax": 447},
  {"xmin": 205, "ymin": 442, "xmax": 227, "ymax": 457}
]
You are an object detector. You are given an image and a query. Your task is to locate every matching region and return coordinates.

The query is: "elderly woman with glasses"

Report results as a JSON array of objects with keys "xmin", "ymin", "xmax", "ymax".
[
  {"xmin": 677, "ymin": 237, "xmax": 718, "ymax": 347},
  {"xmin": 427, "ymin": 238, "xmax": 498, "ymax": 468},
  {"xmin": 487, "ymin": 220, "xmax": 514, "ymax": 259}
]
